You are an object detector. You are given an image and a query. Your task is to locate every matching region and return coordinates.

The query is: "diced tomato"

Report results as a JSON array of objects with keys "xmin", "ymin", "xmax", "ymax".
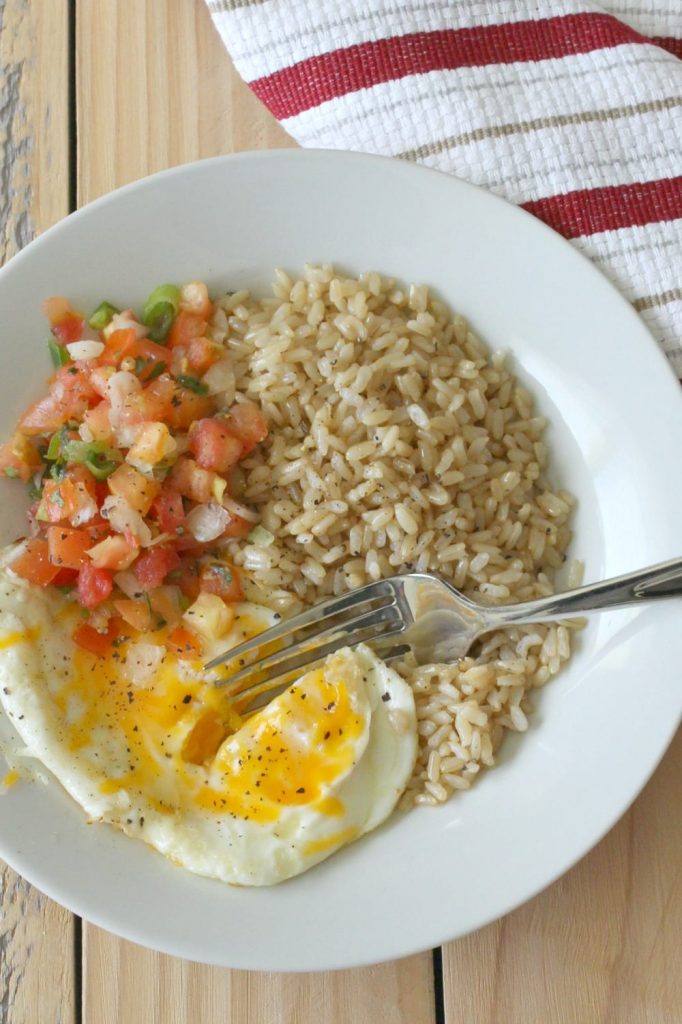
[
  {"xmin": 174, "ymin": 532, "xmax": 213, "ymax": 555},
  {"xmin": 188, "ymin": 418, "xmax": 242, "ymax": 474},
  {"xmin": 170, "ymin": 458, "xmax": 216, "ymax": 504},
  {"xmin": 107, "ymin": 463, "xmax": 160, "ymax": 515},
  {"xmin": 21, "ymin": 386, "xmax": 85, "ymax": 435},
  {"xmin": 81, "ymin": 401, "xmax": 115, "ymax": 443},
  {"xmin": 168, "ymin": 311, "xmax": 207, "ymax": 349},
  {"xmin": 89, "ymin": 366, "xmax": 113, "ymax": 397},
  {"xmin": 134, "ymin": 545, "xmax": 181, "ymax": 591},
  {"xmin": 54, "ymin": 364, "xmax": 97, "ymax": 400},
  {"xmin": 200, "ymin": 561, "xmax": 243, "ymax": 603},
  {"xmin": 52, "ymin": 567, "xmax": 79, "ymax": 588},
  {"xmin": 73, "ymin": 617, "xmax": 121, "ymax": 656},
  {"xmin": 87, "ymin": 534, "xmax": 139, "ymax": 571},
  {"xmin": 126, "ymin": 422, "xmax": 174, "ymax": 470},
  {"xmin": 186, "ymin": 336, "xmax": 218, "ymax": 375},
  {"xmin": 151, "ymin": 488, "xmax": 185, "ymax": 532},
  {"xmin": 122, "ymin": 373, "xmax": 213, "ymax": 431},
  {"xmin": 43, "ymin": 296, "xmax": 72, "ymax": 325},
  {"xmin": 77, "ymin": 562, "xmax": 113, "ymax": 608},
  {"xmin": 52, "ymin": 313, "xmax": 84, "ymax": 344},
  {"xmin": 166, "ymin": 386, "xmax": 214, "ymax": 431},
  {"xmin": 174, "ymin": 558, "xmax": 201, "ymax": 602},
  {"xmin": 46, "ymin": 525, "xmax": 92, "ymax": 569},
  {"xmin": 179, "ymin": 282, "xmax": 213, "ymax": 319},
  {"xmin": 134, "ymin": 343, "xmax": 171, "ymax": 380},
  {"xmin": 118, "ymin": 375, "xmax": 175, "ymax": 430},
  {"xmin": 224, "ymin": 402, "xmax": 268, "ymax": 456},
  {"xmin": 166, "ymin": 626, "xmax": 201, "ymax": 660},
  {"xmin": 149, "ymin": 585, "xmax": 183, "ymax": 627},
  {"xmin": 0, "ymin": 432, "xmax": 42, "ymax": 482},
  {"xmin": 113, "ymin": 598, "xmax": 152, "ymax": 632},
  {"xmin": 99, "ymin": 328, "xmax": 170, "ymax": 373},
  {"xmin": 9, "ymin": 539, "xmax": 61, "ymax": 586},
  {"xmin": 98, "ymin": 327, "xmax": 137, "ymax": 366},
  {"xmin": 84, "ymin": 516, "xmax": 110, "ymax": 544},
  {"xmin": 39, "ymin": 466, "xmax": 97, "ymax": 526}
]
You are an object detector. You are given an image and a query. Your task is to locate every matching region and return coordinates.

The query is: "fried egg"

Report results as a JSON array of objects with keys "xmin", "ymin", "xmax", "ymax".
[{"xmin": 0, "ymin": 559, "xmax": 417, "ymax": 885}]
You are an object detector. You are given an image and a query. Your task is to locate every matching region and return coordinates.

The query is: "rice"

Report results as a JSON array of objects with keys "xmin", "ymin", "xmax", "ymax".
[{"xmin": 210, "ymin": 265, "xmax": 580, "ymax": 806}]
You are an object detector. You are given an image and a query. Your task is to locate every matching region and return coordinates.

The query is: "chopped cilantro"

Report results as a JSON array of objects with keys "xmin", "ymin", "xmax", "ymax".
[{"xmin": 175, "ymin": 374, "xmax": 208, "ymax": 395}]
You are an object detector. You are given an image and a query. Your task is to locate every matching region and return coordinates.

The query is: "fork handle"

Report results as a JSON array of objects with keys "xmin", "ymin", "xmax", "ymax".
[{"xmin": 481, "ymin": 556, "xmax": 682, "ymax": 629}]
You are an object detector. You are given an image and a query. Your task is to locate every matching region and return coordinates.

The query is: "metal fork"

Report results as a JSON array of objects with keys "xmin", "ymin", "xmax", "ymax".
[{"xmin": 206, "ymin": 557, "xmax": 682, "ymax": 707}]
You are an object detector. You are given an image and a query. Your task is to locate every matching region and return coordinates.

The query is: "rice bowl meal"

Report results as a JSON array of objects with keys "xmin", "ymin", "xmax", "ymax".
[{"xmin": 0, "ymin": 264, "xmax": 579, "ymax": 884}]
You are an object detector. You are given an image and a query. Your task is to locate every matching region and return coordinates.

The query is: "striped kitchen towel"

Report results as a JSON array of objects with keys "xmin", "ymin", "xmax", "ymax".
[{"xmin": 206, "ymin": 1, "xmax": 682, "ymax": 375}]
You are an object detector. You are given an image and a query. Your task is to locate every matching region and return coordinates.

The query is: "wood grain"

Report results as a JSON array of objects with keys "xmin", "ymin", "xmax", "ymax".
[
  {"xmin": 0, "ymin": 1, "xmax": 75, "ymax": 1022},
  {"xmin": 76, "ymin": 3, "xmax": 435, "ymax": 1018},
  {"xmin": 442, "ymin": 726, "xmax": 682, "ymax": 1024},
  {"xmin": 76, "ymin": 0, "xmax": 293, "ymax": 205},
  {"xmin": 83, "ymin": 938, "xmax": 435, "ymax": 1024}
]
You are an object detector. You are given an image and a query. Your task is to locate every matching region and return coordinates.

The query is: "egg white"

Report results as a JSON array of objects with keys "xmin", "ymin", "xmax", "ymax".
[{"xmin": 0, "ymin": 558, "xmax": 417, "ymax": 885}]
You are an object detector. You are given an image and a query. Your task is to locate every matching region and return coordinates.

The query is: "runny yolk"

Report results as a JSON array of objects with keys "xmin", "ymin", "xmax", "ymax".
[{"xmin": 47, "ymin": 613, "xmax": 367, "ymax": 825}]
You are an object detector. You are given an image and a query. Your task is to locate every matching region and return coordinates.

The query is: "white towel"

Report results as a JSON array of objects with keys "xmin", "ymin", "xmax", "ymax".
[{"xmin": 206, "ymin": 1, "xmax": 682, "ymax": 374}]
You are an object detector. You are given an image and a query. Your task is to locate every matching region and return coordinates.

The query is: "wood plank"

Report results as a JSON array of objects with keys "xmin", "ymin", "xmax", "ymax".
[
  {"xmin": 0, "ymin": 1, "xmax": 75, "ymax": 1022},
  {"xmin": 442, "ymin": 726, "xmax": 682, "ymax": 1024},
  {"xmin": 83, "ymin": 939, "xmax": 435, "ymax": 1024},
  {"xmin": 76, "ymin": 0, "xmax": 293, "ymax": 204},
  {"xmin": 76, "ymin": 3, "xmax": 435, "ymax": 1018}
]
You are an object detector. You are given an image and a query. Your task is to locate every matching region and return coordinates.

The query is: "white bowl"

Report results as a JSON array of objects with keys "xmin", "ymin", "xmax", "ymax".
[{"xmin": 0, "ymin": 151, "xmax": 680, "ymax": 971}]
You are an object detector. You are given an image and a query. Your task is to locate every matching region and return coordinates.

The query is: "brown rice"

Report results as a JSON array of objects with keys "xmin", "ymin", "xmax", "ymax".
[{"xmin": 208, "ymin": 266, "xmax": 581, "ymax": 806}]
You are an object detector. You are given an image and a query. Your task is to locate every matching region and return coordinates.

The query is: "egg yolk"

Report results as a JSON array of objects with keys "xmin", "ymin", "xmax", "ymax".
[{"xmin": 43, "ymin": 613, "xmax": 366, "ymax": 825}]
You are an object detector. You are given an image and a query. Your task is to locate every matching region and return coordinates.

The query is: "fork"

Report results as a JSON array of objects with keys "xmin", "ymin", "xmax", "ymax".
[{"xmin": 205, "ymin": 557, "xmax": 682, "ymax": 707}]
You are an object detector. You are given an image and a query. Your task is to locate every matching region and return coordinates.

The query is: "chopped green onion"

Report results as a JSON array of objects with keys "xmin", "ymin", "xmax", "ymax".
[
  {"xmin": 88, "ymin": 301, "xmax": 120, "ymax": 331},
  {"xmin": 56, "ymin": 583, "xmax": 75, "ymax": 595},
  {"xmin": 146, "ymin": 360, "xmax": 167, "ymax": 381},
  {"xmin": 176, "ymin": 374, "xmax": 208, "ymax": 395},
  {"xmin": 3, "ymin": 466, "xmax": 19, "ymax": 479},
  {"xmin": 247, "ymin": 525, "xmax": 275, "ymax": 547},
  {"xmin": 134, "ymin": 356, "xmax": 167, "ymax": 381},
  {"xmin": 141, "ymin": 284, "xmax": 180, "ymax": 341},
  {"xmin": 62, "ymin": 439, "xmax": 94, "ymax": 463},
  {"xmin": 50, "ymin": 463, "xmax": 66, "ymax": 482},
  {"xmin": 61, "ymin": 440, "xmax": 121, "ymax": 480},
  {"xmin": 48, "ymin": 337, "xmax": 70, "ymax": 368},
  {"xmin": 46, "ymin": 427, "xmax": 68, "ymax": 462},
  {"xmin": 84, "ymin": 453, "xmax": 120, "ymax": 481},
  {"xmin": 27, "ymin": 478, "xmax": 43, "ymax": 501}
]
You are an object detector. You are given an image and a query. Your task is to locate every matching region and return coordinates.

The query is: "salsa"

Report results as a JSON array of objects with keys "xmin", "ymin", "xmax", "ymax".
[{"xmin": 0, "ymin": 281, "xmax": 268, "ymax": 657}]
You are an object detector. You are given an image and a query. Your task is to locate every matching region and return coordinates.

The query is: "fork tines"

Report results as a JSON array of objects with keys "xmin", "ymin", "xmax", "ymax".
[{"xmin": 206, "ymin": 578, "xmax": 407, "ymax": 698}]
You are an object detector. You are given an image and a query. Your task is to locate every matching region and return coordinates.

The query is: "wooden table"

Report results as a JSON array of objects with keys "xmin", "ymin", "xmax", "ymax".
[{"xmin": 0, "ymin": 3, "xmax": 680, "ymax": 1021}]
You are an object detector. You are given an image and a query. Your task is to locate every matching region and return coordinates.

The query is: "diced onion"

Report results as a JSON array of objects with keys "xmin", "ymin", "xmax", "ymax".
[
  {"xmin": 66, "ymin": 340, "xmax": 105, "ymax": 361},
  {"xmin": 203, "ymin": 359, "xmax": 234, "ymax": 397},
  {"xmin": 247, "ymin": 525, "xmax": 275, "ymax": 547},
  {"xmin": 106, "ymin": 371, "xmax": 141, "ymax": 426},
  {"xmin": 114, "ymin": 570, "xmax": 145, "ymax": 599},
  {"xmin": 124, "ymin": 643, "xmax": 165, "ymax": 687},
  {"xmin": 101, "ymin": 494, "xmax": 152, "ymax": 546},
  {"xmin": 185, "ymin": 501, "xmax": 230, "ymax": 543},
  {"xmin": 70, "ymin": 498, "xmax": 98, "ymax": 526},
  {"xmin": 103, "ymin": 310, "xmax": 148, "ymax": 341},
  {"xmin": 183, "ymin": 593, "xmax": 233, "ymax": 640}
]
